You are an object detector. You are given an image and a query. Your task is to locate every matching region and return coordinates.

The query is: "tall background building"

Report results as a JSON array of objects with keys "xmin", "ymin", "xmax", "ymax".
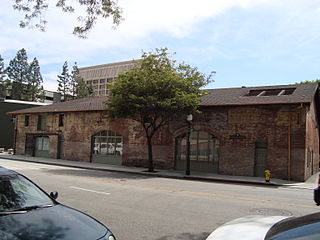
[{"xmin": 79, "ymin": 60, "xmax": 137, "ymax": 96}]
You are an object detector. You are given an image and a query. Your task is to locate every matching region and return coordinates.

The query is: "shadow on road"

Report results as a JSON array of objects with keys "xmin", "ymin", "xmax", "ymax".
[
  {"xmin": 156, "ymin": 232, "xmax": 210, "ymax": 240},
  {"xmin": 41, "ymin": 167, "xmax": 155, "ymax": 180}
]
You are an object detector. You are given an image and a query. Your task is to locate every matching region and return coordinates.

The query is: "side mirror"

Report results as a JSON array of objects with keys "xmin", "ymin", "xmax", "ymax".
[{"xmin": 50, "ymin": 191, "xmax": 58, "ymax": 200}]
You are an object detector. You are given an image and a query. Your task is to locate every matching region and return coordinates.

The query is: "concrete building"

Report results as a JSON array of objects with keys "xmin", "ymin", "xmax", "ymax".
[
  {"xmin": 1, "ymin": 99, "xmax": 49, "ymax": 150},
  {"xmin": 1, "ymin": 83, "xmax": 61, "ymax": 103},
  {"xmin": 8, "ymin": 83, "xmax": 320, "ymax": 181},
  {"xmin": 79, "ymin": 60, "xmax": 137, "ymax": 96}
]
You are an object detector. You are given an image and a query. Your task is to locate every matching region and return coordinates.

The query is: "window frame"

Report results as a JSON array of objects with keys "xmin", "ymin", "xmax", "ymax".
[
  {"xmin": 37, "ymin": 114, "xmax": 47, "ymax": 131},
  {"xmin": 93, "ymin": 130, "xmax": 123, "ymax": 156},
  {"xmin": 58, "ymin": 114, "xmax": 64, "ymax": 127},
  {"xmin": 24, "ymin": 115, "xmax": 30, "ymax": 127},
  {"xmin": 176, "ymin": 130, "xmax": 219, "ymax": 162}
]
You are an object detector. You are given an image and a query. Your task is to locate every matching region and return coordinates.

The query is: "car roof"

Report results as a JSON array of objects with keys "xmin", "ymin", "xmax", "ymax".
[{"xmin": 0, "ymin": 166, "xmax": 19, "ymax": 176}]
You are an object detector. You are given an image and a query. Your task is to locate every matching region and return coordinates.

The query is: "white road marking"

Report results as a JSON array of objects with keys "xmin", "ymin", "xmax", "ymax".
[{"xmin": 70, "ymin": 186, "xmax": 111, "ymax": 195}]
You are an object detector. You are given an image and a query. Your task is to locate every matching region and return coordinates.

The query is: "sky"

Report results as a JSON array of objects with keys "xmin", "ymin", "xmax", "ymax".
[{"xmin": 0, "ymin": 0, "xmax": 319, "ymax": 91}]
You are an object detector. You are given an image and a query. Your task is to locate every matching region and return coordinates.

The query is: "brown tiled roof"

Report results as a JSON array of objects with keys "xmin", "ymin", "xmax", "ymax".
[
  {"xmin": 8, "ymin": 96, "xmax": 108, "ymax": 115},
  {"xmin": 8, "ymin": 83, "xmax": 318, "ymax": 115},
  {"xmin": 200, "ymin": 83, "xmax": 318, "ymax": 106}
]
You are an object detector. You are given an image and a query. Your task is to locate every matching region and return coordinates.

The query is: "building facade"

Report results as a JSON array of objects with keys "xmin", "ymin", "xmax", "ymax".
[
  {"xmin": 8, "ymin": 83, "xmax": 320, "ymax": 181},
  {"xmin": 0, "ymin": 99, "xmax": 49, "ymax": 150},
  {"xmin": 79, "ymin": 60, "xmax": 137, "ymax": 97},
  {"xmin": 1, "ymin": 84, "xmax": 61, "ymax": 103}
]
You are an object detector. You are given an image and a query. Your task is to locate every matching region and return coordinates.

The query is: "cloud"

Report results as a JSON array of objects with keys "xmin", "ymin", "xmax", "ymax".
[
  {"xmin": 42, "ymin": 72, "xmax": 59, "ymax": 91},
  {"xmin": 1, "ymin": 0, "xmax": 320, "ymax": 90}
]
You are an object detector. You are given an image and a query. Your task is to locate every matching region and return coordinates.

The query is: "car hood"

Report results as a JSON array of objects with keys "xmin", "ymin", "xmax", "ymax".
[
  {"xmin": 0, "ymin": 204, "xmax": 108, "ymax": 240},
  {"xmin": 206, "ymin": 215, "xmax": 289, "ymax": 240}
]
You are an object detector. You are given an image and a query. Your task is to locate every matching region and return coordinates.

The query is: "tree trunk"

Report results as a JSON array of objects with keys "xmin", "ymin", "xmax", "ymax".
[{"xmin": 147, "ymin": 136, "xmax": 154, "ymax": 172}]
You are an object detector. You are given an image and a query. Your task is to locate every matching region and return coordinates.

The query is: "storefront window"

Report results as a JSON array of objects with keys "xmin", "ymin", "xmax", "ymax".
[
  {"xmin": 176, "ymin": 130, "xmax": 219, "ymax": 162},
  {"xmin": 93, "ymin": 130, "xmax": 123, "ymax": 156}
]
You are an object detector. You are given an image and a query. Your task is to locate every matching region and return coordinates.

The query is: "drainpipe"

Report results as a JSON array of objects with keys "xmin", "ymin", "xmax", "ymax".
[
  {"xmin": 13, "ymin": 115, "xmax": 17, "ymax": 155},
  {"xmin": 288, "ymin": 111, "xmax": 291, "ymax": 181}
]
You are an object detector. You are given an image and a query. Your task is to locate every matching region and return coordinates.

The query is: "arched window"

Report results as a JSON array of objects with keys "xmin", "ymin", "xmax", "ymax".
[
  {"xmin": 176, "ymin": 130, "xmax": 219, "ymax": 162},
  {"xmin": 92, "ymin": 130, "xmax": 122, "ymax": 156}
]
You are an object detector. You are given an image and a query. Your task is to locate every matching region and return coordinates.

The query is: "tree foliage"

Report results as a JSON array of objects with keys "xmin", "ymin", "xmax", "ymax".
[
  {"xmin": 298, "ymin": 79, "xmax": 320, "ymax": 84},
  {"xmin": 5, "ymin": 49, "xmax": 45, "ymax": 101},
  {"xmin": 27, "ymin": 57, "xmax": 44, "ymax": 101},
  {"xmin": 58, "ymin": 61, "xmax": 93, "ymax": 100},
  {"xmin": 57, "ymin": 61, "xmax": 71, "ymax": 101},
  {"xmin": 4, "ymin": 49, "xmax": 45, "ymax": 101},
  {"xmin": 12, "ymin": 0, "xmax": 123, "ymax": 38},
  {"xmin": 0, "ymin": 55, "xmax": 6, "ymax": 98},
  {"xmin": 6, "ymin": 48, "xmax": 30, "ymax": 100},
  {"xmin": 71, "ymin": 62, "xmax": 93, "ymax": 99},
  {"xmin": 0, "ymin": 55, "xmax": 5, "ymax": 82},
  {"xmin": 107, "ymin": 48, "xmax": 214, "ymax": 171}
]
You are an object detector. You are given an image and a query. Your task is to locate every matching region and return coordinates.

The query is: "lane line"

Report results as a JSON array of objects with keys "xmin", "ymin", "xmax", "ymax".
[
  {"xmin": 70, "ymin": 186, "xmax": 111, "ymax": 195},
  {"xmin": 78, "ymin": 178, "xmax": 319, "ymax": 209},
  {"xmin": 1, "ymin": 160, "xmax": 317, "ymax": 209}
]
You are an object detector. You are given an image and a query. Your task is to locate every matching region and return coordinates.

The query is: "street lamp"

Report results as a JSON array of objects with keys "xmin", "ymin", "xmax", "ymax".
[{"xmin": 186, "ymin": 113, "xmax": 193, "ymax": 175}]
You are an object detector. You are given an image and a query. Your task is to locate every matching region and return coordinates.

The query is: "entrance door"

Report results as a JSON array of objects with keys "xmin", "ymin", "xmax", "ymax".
[
  {"xmin": 34, "ymin": 136, "xmax": 50, "ymax": 158},
  {"xmin": 254, "ymin": 141, "xmax": 267, "ymax": 177},
  {"xmin": 25, "ymin": 134, "xmax": 35, "ymax": 156},
  {"xmin": 57, "ymin": 135, "xmax": 64, "ymax": 159}
]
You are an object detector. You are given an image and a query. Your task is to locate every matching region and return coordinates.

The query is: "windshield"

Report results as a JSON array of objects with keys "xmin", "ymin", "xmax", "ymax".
[
  {"xmin": 0, "ymin": 174, "xmax": 54, "ymax": 212},
  {"xmin": 265, "ymin": 212, "xmax": 320, "ymax": 240}
]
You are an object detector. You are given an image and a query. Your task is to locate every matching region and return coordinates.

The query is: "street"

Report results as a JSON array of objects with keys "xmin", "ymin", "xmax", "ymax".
[{"xmin": 0, "ymin": 158, "xmax": 319, "ymax": 240}]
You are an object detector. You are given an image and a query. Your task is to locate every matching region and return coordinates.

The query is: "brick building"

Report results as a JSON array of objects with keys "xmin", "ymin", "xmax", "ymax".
[{"xmin": 8, "ymin": 83, "xmax": 320, "ymax": 181}]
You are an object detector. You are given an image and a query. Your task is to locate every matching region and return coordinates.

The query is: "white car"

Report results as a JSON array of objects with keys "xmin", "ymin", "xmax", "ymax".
[{"xmin": 206, "ymin": 211, "xmax": 320, "ymax": 240}]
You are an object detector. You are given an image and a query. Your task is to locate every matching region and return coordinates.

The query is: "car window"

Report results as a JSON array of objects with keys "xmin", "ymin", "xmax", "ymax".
[
  {"xmin": 0, "ymin": 174, "xmax": 54, "ymax": 212},
  {"xmin": 266, "ymin": 221, "xmax": 320, "ymax": 240},
  {"xmin": 265, "ymin": 212, "xmax": 320, "ymax": 240}
]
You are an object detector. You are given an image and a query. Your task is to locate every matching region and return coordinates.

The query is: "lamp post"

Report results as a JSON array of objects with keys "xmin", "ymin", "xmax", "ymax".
[{"xmin": 186, "ymin": 113, "xmax": 193, "ymax": 175}]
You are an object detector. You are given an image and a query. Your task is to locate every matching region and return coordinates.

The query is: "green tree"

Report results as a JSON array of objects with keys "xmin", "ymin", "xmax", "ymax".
[
  {"xmin": 0, "ymin": 54, "xmax": 6, "ymax": 98},
  {"xmin": 57, "ymin": 61, "xmax": 71, "ymax": 101},
  {"xmin": 27, "ymin": 57, "xmax": 44, "ymax": 101},
  {"xmin": 107, "ymin": 48, "xmax": 214, "ymax": 172},
  {"xmin": 0, "ymin": 54, "xmax": 5, "ymax": 81},
  {"xmin": 298, "ymin": 79, "xmax": 320, "ymax": 84},
  {"xmin": 70, "ymin": 62, "xmax": 79, "ymax": 99},
  {"xmin": 6, "ymin": 48, "xmax": 29, "ymax": 100},
  {"xmin": 76, "ymin": 78, "xmax": 93, "ymax": 99},
  {"xmin": 12, "ymin": 0, "xmax": 122, "ymax": 38},
  {"xmin": 70, "ymin": 62, "xmax": 93, "ymax": 99}
]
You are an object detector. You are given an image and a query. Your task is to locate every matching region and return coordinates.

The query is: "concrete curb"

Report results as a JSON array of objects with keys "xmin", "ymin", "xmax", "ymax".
[{"xmin": 0, "ymin": 154, "xmax": 283, "ymax": 187}]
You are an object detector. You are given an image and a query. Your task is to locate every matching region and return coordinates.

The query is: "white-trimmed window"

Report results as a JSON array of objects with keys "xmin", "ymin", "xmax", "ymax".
[{"xmin": 93, "ymin": 130, "xmax": 122, "ymax": 156}]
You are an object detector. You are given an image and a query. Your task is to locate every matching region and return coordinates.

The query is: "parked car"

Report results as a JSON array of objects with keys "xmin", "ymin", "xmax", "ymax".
[
  {"xmin": 0, "ymin": 166, "xmax": 116, "ymax": 240},
  {"xmin": 206, "ymin": 211, "xmax": 320, "ymax": 240}
]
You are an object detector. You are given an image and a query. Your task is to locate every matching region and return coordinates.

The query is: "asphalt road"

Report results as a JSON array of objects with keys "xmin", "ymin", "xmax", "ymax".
[{"xmin": 0, "ymin": 158, "xmax": 319, "ymax": 240}]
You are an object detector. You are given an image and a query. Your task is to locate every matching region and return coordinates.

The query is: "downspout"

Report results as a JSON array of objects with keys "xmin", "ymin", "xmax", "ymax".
[
  {"xmin": 13, "ymin": 115, "xmax": 17, "ymax": 155},
  {"xmin": 288, "ymin": 110, "xmax": 291, "ymax": 181}
]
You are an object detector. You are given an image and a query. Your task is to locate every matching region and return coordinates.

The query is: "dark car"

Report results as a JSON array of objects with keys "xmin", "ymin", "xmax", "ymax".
[{"xmin": 0, "ymin": 166, "xmax": 116, "ymax": 240}]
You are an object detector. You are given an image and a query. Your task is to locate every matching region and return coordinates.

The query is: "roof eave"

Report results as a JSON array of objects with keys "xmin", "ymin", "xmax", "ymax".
[
  {"xmin": 200, "ymin": 101, "xmax": 311, "ymax": 107},
  {"xmin": 7, "ymin": 109, "xmax": 107, "ymax": 115}
]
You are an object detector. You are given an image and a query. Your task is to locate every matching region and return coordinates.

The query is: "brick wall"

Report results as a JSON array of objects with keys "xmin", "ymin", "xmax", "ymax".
[{"xmin": 14, "ymin": 102, "xmax": 319, "ymax": 181}]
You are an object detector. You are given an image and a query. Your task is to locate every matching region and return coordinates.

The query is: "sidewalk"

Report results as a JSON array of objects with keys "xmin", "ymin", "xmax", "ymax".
[{"xmin": 0, "ymin": 153, "xmax": 318, "ymax": 189}]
